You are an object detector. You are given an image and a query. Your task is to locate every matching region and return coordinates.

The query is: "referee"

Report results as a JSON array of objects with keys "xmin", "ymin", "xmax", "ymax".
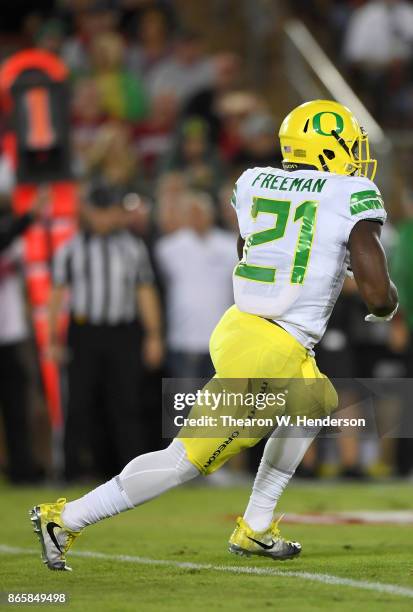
[{"xmin": 49, "ymin": 185, "xmax": 163, "ymax": 481}]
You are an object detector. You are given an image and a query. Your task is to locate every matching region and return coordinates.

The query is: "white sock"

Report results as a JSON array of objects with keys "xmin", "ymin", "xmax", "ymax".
[
  {"xmin": 62, "ymin": 476, "xmax": 133, "ymax": 532},
  {"xmin": 243, "ymin": 425, "xmax": 320, "ymax": 532},
  {"xmin": 62, "ymin": 440, "xmax": 198, "ymax": 531}
]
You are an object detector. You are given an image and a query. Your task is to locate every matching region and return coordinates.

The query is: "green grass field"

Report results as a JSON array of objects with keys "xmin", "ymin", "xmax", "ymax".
[{"xmin": 0, "ymin": 481, "xmax": 412, "ymax": 611}]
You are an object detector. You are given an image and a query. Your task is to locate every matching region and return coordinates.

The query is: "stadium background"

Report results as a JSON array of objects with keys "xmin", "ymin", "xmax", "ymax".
[{"xmin": 0, "ymin": 0, "xmax": 413, "ymax": 486}]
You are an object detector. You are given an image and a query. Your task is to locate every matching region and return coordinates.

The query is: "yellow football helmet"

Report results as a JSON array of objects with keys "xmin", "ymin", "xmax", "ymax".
[{"xmin": 279, "ymin": 100, "xmax": 377, "ymax": 180}]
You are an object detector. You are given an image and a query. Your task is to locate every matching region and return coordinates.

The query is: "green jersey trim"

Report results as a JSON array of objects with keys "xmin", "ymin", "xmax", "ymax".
[
  {"xmin": 231, "ymin": 184, "xmax": 238, "ymax": 209},
  {"xmin": 234, "ymin": 262, "xmax": 276, "ymax": 283},
  {"xmin": 350, "ymin": 190, "xmax": 384, "ymax": 216}
]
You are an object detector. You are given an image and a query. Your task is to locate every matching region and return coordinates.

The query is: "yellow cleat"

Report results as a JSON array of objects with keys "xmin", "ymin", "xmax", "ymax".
[
  {"xmin": 228, "ymin": 516, "xmax": 301, "ymax": 560},
  {"xmin": 29, "ymin": 498, "xmax": 81, "ymax": 571}
]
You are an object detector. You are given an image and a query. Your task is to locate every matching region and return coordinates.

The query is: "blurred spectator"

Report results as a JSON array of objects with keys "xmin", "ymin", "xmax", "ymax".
[
  {"xmin": 133, "ymin": 92, "xmax": 178, "ymax": 179},
  {"xmin": 242, "ymin": 0, "xmax": 279, "ymax": 86},
  {"xmin": 88, "ymin": 31, "xmax": 148, "ymax": 121},
  {"xmin": 62, "ymin": 1, "xmax": 118, "ymax": 74},
  {"xmin": 84, "ymin": 121, "xmax": 149, "ymax": 195},
  {"xmin": 326, "ymin": 1, "xmax": 354, "ymax": 54},
  {"xmin": 49, "ymin": 192, "xmax": 163, "ymax": 481},
  {"xmin": 160, "ymin": 117, "xmax": 226, "ymax": 197},
  {"xmin": 343, "ymin": 0, "xmax": 413, "ymax": 122},
  {"xmin": 303, "ymin": 285, "xmax": 368, "ymax": 480},
  {"xmin": 127, "ymin": 7, "xmax": 173, "ymax": 77},
  {"xmin": 218, "ymin": 182, "xmax": 239, "ymax": 233},
  {"xmin": 344, "ymin": 0, "xmax": 413, "ymax": 66},
  {"xmin": 216, "ymin": 91, "xmax": 266, "ymax": 162},
  {"xmin": 390, "ymin": 214, "xmax": 413, "ymax": 474},
  {"xmin": 155, "ymin": 191, "xmax": 236, "ymax": 378},
  {"xmin": 155, "ymin": 171, "xmax": 189, "ymax": 234},
  {"xmin": 35, "ymin": 18, "xmax": 65, "ymax": 55},
  {"xmin": 230, "ymin": 113, "xmax": 282, "ymax": 176},
  {"xmin": 182, "ymin": 52, "xmax": 242, "ymax": 146},
  {"xmin": 148, "ymin": 29, "xmax": 215, "ymax": 106},
  {"xmin": 0, "ymin": 243, "xmax": 36, "ymax": 484},
  {"xmin": 0, "ymin": 186, "xmax": 48, "ymax": 483},
  {"xmin": 392, "ymin": 216, "xmax": 413, "ymax": 337},
  {"xmin": 0, "ymin": 156, "xmax": 15, "ymax": 207},
  {"xmin": 71, "ymin": 78, "xmax": 106, "ymax": 177}
]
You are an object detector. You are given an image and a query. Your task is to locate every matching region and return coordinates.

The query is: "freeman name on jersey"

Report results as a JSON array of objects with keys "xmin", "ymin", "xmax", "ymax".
[{"xmin": 251, "ymin": 172, "xmax": 327, "ymax": 193}]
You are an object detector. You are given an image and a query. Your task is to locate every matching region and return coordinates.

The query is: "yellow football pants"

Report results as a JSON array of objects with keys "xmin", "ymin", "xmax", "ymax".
[{"xmin": 179, "ymin": 305, "xmax": 337, "ymax": 475}]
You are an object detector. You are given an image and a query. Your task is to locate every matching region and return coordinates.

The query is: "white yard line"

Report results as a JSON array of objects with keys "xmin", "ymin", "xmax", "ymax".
[{"xmin": 1, "ymin": 544, "xmax": 413, "ymax": 599}]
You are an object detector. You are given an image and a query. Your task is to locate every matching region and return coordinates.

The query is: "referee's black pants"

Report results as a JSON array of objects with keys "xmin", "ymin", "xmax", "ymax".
[
  {"xmin": 0, "ymin": 342, "xmax": 37, "ymax": 482},
  {"xmin": 64, "ymin": 320, "xmax": 143, "ymax": 481}
]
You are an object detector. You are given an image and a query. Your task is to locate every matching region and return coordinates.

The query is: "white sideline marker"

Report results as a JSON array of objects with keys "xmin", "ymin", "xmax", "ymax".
[{"xmin": 1, "ymin": 544, "xmax": 413, "ymax": 599}]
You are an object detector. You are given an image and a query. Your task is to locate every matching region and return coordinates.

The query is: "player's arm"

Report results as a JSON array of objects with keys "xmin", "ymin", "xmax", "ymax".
[
  {"xmin": 47, "ymin": 285, "xmax": 67, "ymax": 362},
  {"xmin": 47, "ymin": 237, "xmax": 73, "ymax": 362},
  {"xmin": 349, "ymin": 220, "xmax": 398, "ymax": 319},
  {"xmin": 136, "ymin": 283, "xmax": 164, "ymax": 369}
]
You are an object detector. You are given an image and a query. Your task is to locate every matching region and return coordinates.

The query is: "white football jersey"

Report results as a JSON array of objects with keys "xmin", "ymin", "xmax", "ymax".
[{"xmin": 231, "ymin": 167, "xmax": 387, "ymax": 350}]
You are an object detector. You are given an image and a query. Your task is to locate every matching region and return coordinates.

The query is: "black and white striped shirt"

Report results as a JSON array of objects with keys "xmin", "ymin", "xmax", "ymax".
[{"xmin": 52, "ymin": 231, "xmax": 154, "ymax": 325}]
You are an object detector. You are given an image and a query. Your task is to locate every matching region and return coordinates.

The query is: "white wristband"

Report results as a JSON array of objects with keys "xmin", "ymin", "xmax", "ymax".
[{"xmin": 364, "ymin": 304, "xmax": 398, "ymax": 323}]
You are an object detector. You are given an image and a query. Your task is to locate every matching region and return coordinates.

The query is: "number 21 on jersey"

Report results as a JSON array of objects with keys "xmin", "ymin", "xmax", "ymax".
[{"xmin": 234, "ymin": 197, "xmax": 318, "ymax": 285}]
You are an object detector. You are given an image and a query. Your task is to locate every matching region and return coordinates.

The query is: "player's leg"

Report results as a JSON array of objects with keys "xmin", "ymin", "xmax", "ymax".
[
  {"xmin": 31, "ymin": 369, "xmax": 249, "ymax": 570},
  {"xmin": 208, "ymin": 308, "xmax": 338, "ymax": 559},
  {"xmin": 180, "ymin": 309, "xmax": 315, "ymax": 560},
  {"xmin": 228, "ymin": 420, "xmax": 329, "ymax": 559},
  {"xmin": 63, "ymin": 439, "xmax": 199, "ymax": 530},
  {"xmin": 226, "ymin": 427, "xmax": 316, "ymax": 559},
  {"xmin": 29, "ymin": 306, "xmax": 319, "ymax": 569},
  {"xmin": 30, "ymin": 439, "xmax": 200, "ymax": 571},
  {"xmin": 30, "ymin": 364, "xmax": 300, "ymax": 570},
  {"xmin": 31, "ymin": 371, "xmax": 253, "ymax": 569},
  {"xmin": 230, "ymin": 354, "xmax": 338, "ymax": 559},
  {"xmin": 242, "ymin": 424, "xmax": 320, "ymax": 532}
]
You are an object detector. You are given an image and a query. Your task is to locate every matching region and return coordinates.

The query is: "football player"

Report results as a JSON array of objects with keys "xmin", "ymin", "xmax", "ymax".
[{"xmin": 30, "ymin": 100, "xmax": 398, "ymax": 570}]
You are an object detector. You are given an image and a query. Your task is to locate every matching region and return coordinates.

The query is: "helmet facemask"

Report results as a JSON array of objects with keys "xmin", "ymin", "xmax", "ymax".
[{"xmin": 330, "ymin": 126, "xmax": 377, "ymax": 180}]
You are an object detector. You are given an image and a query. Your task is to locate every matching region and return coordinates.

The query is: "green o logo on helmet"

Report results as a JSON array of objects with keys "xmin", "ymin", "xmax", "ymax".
[{"xmin": 312, "ymin": 111, "xmax": 344, "ymax": 136}]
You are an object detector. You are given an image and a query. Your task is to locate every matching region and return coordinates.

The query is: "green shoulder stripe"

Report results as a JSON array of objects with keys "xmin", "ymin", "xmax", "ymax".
[
  {"xmin": 231, "ymin": 184, "xmax": 237, "ymax": 208},
  {"xmin": 350, "ymin": 189, "xmax": 384, "ymax": 216}
]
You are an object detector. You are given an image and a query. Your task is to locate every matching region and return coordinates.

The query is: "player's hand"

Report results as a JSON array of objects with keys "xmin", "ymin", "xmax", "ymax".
[
  {"xmin": 142, "ymin": 333, "xmax": 164, "ymax": 369},
  {"xmin": 365, "ymin": 304, "xmax": 398, "ymax": 323}
]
